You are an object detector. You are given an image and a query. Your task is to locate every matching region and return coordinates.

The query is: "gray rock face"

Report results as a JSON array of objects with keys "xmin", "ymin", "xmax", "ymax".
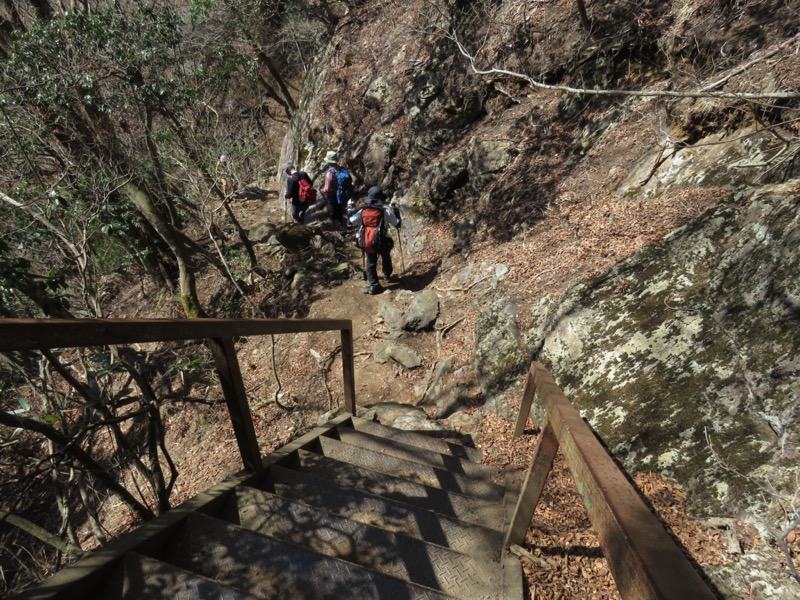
[
  {"xmin": 418, "ymin": 151, "xmax": 469, "ymax": 204},
  {"xmin": 402, "ymin": 290, "xmax": 440, "ymax": 331},
  {"xmin": 527, "ymin": 182, "xmax": 800, "ymax": 526},
  {"xmin": 364, "ymin": 76, "xmax": 392, "ymax": 109},
  {"xmin": 363, "ymin": 132, "xmax": 397, "ymax": 187},
  {"xmin": 473, "ymin": 296, "xmax": 525, "ymax": 395},
  {"xmin": 467, "ymin": 137, "xmax": 514, "ymax": 191}
]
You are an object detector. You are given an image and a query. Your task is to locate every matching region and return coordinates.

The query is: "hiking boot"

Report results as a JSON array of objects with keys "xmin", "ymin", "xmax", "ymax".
[
  {"xmin": 367, "ymin": 285, "xmax": 384, "ymax": 295},
  {"xmin": 384, "ymin": 274, "xmax": 399, "ymax": 282}
]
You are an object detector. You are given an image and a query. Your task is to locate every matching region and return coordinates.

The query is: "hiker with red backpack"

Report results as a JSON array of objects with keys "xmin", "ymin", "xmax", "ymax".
[
  {"xmin": 319, "ymin": 150, "xmax": 352, "ymax": 236},
  {"xmin": 283, "ymin": 162, "xmax": 316, "ymax": 224},
  {"xmin": 349, "ymin": 186, "xmax": 401, "ymax": 295}
]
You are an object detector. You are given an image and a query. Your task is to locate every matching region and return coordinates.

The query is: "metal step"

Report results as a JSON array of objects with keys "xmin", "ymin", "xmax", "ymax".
[
  {"xmin": 315, "ymin": 435, "xmax": 506, "ymax": 501},
  {"xmin": 259, "ymin": 464, "xmax": 505, "ymax": 561},
  {"xmin": 347, "ymin": 416, "xmax": 485, "ymax": 462},
  {"xmin": 328, "ymin": 427, "xmax": 496, "ymax": 480},
  {"xmin": 103, "ymin": 552, "xmax": 256, "ymax": 599},
  {"xmin": 289, "ymin": 448, "xmax": 505, "ymax": 529},
  {"xmin": 156, "ymin": 512, "xmax": 453, "ymax": 600},
  {"xmin": 222, "ymin": 486, "xmax": 504, "ymax": 599}
]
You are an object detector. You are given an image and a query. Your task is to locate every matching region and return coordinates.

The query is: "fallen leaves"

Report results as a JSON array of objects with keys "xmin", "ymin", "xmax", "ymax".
[{"xmin": 474, "ymin": 413, "xmax": 741, "ymax": 599}]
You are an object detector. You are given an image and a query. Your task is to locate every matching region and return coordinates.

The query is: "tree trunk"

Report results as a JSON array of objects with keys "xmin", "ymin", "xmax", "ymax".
[
  {"xmin": 122, "ymin": 182, "xmax": 207, "ymax": 318},
  {"xmin": 576, "ymin": 0, "xmax": 592, "ymax": 33},
  {"xmin": 255, "ymin": 51, "xmax": 297, "ymax": 115}
]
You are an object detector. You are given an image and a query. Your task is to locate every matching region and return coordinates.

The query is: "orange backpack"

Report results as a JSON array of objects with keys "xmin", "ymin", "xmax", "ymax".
[{"xmin": 358, "ymin": 206, "xmax": 385, "ymax": 254}]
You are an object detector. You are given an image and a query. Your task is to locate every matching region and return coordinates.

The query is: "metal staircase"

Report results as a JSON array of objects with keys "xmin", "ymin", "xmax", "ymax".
[
  {"xmin": 6, "ymin": 320, "xmax": 717, "ymax": 600},
  {"xmin": 26, "ymin": 414, "xmax": 523, "ymax": 600}
]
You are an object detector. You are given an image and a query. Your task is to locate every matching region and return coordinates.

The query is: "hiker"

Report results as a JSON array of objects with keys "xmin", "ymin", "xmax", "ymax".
[
  {"xmin": 319, "ymin": 150, "xmax": 352, "ymax": 235},
  {"xmin": 349, "ymin": 186, "xmax": 401, "ymax": 295},
  {"xmin": 283, "ymin": 162, "xmax": 315, "ymax": 224}
]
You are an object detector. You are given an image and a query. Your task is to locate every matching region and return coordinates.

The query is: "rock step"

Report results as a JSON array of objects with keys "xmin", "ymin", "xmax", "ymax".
[
  {"xmin": 347, "ymin": 416, "xmax": 485, "ymax": 462},
  {"xmin": 315, "ymin": 434, "xmax": 505, "ymax": 501},
  {"xmin": 328, "ymin": 426, "xmax": 496, "ymax": 480},
  {"xmin": 259, "ymin": 464, "xmax": 505, "ymax": 561},
  {"xmin": 222, "ymin": 486, "xmax": 504, "ymax": 599},
  {"xmin": 156, "ymin": 512, "xmax": 452, "ymax": 600},
  {"xmin": 103, "ymin": 552, "xmax": 256, "ymax": 599},
  {"xmin": 288, "ymin": 448, "xmax": 504, "ymax": 529}
]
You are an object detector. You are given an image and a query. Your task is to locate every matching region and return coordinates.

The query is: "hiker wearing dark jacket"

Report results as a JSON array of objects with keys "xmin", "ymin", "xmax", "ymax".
[
  {"xmin": 283, "ymin": 162, "xmax": 313, "ymax": 224},
  {"xmin": 349, "ymin": 186, "xmax": 401, "ymax": 295},
  {"xmin": 319, "ymin": 150, "xmax": 348, "ymax": 234}
]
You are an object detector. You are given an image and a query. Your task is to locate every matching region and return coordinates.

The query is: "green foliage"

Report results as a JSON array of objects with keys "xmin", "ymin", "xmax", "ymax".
[
  {"xmin": 225, "ymin": 247, "xmax": 250, "ymax": 282},
  {"xmin": 0, "ymin": 238, "xmax": 70, "ymax": 317},
  {"xmin": 6, "ymin": 6, "xmax": 187, "ymax": 111}
]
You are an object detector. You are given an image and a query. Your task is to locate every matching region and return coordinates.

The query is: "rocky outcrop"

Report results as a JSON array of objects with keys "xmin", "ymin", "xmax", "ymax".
[
  {"xmin": 474, "ymin": 295, "xmax": 526, "ymax": 396},
  {"xmin": 526, "ymin": 181, "xmax": 800, "ymax": 526}
]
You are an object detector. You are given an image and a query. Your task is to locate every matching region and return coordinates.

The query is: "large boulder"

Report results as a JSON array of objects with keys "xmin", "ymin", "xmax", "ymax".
[
  {"xmin": 473, "ymin": 295, "xmax": 526, "ymax": 395},
  {"xmin": 274, "ymin": 223, "xmax": 315, "ymax": 252},
  {"xmin": 402, "ymin": 290, "xmax": 440, "ymax": 331},
  {"xmin": 527, "ymin": 181, "xmax": 800, "ymax": 526}
]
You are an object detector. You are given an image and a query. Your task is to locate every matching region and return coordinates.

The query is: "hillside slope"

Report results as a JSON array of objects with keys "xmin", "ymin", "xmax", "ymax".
[{"xmin": 273, "ymin": 0, "xmax": 800, "ymax": 597}]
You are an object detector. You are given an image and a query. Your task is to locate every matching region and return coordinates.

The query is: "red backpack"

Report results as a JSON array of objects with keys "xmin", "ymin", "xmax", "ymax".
[
  {"xmin": 297, "ymin": 178, "xmax": 317, "ymax": 207},
  {"xmin": 358, "ymin": 206, "xmax": 385, "ymax": 254}
]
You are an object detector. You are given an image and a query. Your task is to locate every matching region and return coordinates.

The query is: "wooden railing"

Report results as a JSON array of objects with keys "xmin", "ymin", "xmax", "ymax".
[
  {"xmin": 0, "ymin": 318, "xmax": 356, "ymax": 474},
  {"xmin": 507, "ymin": 362, "xmax": 716, "ymax": 600}
]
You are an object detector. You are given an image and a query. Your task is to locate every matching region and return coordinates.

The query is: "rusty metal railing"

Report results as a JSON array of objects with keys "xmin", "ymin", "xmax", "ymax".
[
  {"xmin": 0, "ymin": 318, "xmax": 356, "ymax": 474},
  {"xmin": 507, "ymin": 362, "xmax": 715, "ymax": 600}
]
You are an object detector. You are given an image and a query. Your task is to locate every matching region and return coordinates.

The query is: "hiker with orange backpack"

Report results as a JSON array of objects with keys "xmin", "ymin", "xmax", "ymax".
[
  {"xmin": 349, "ymin": 186, "xmax": 401, "ymax": 295},
  {"xmin": 283, "ymin": 161, "xmax": 316, "ymax": 224}
]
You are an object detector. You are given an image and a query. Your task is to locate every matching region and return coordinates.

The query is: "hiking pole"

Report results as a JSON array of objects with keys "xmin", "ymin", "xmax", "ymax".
[
  {"xmin": 396, "ymin": 227, "xmax": 406, "ymax": 275},
  {"xmin": 362, "ymin": 249, "xmax": 367, "ymax": 280},
  {"xmin": 392, "ymin": 202, "xmax": 406, "ymax": 275}
]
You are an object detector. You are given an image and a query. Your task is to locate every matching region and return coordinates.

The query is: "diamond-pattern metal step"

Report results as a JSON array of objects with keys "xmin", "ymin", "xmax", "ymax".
[
  {"xmin": 103, "ymin": 552, "xmax": 256, "ymax": 599},
  {"xmin": 328, "ymin": 427, "xmax": 496, "ymax": 480},
  {"xmin": 222, "ymin": 486, "xmax": 503, "ymax": 599},
  {"xmin": 346, "ymin": 417, "xmax": 485, "ymax": 462},
  {"xmin": 289, "ymin": 449, "xmax": 505, "ymax": 529},
  {"xmin": 259, "ymin": 464, "xmax": 504, "ymax": 561},
  {"xmin": 156, "ymin": 513, "xmax": 452, "ymax": 600},
  {"xmin": 315, "ymin": 435, "xmax": 506, "ymax": 501}
]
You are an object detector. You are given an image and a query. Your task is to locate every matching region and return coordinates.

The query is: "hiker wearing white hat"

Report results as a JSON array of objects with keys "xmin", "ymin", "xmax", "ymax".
[{"xmin": 319, "ymin": 150, "xmax": 352, "ymax": 235}]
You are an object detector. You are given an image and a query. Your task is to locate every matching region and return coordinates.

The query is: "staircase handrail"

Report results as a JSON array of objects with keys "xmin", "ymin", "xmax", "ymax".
[
  {"xmin": 0, "ymin": 317, "xmax": 356, "ymax": 473},
  {"xmin": 507, "ymin": 361, "xmax": 715, "ymax": 600}
]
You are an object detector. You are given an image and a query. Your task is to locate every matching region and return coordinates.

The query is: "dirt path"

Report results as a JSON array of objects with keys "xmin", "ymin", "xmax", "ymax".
[{"xmin": 233, "ymin": 190, "xmax": 440, "ymax": 417}]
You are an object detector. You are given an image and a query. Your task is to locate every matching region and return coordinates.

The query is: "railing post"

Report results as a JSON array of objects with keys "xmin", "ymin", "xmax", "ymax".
[
  {"xmin": 340, "ymin": 325, "xmax": 356, "ymax": 414},
  {"xmin": 505, "ymin": 420, "xmax": 559, "ymax": 546},
  {"xmin": 514, "ymin": 364, "xmax": 538, "ymax": 437},
  {"xmin": 208, "ymin": 337, "xmax": 263, "ymax": 473}
]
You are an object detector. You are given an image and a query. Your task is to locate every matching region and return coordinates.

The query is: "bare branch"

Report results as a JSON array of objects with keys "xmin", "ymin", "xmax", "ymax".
[{"xmin": 448, "ymin": 30, "xmax": 800, "ymax": 100}]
